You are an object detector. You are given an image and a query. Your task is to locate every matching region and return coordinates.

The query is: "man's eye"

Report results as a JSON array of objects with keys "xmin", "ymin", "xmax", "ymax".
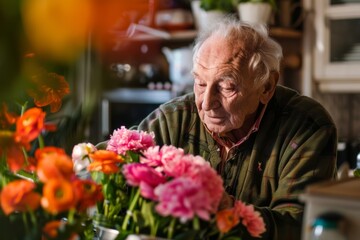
[
  {"xmin": 195, "ymin": 80, "xmax": 206, "ymax": 87},
  {"xmin": 218, "ymin": 85, "xmax": 237, "ymax": 97}
]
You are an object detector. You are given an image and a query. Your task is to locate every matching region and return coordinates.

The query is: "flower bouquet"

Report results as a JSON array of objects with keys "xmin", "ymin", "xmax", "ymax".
[
  {"xmin": 0, "ymin": 66, "xmax": 103, "ymax": 240},
  {"xmin": 73, "ymin": 126, "xmax": 266, "ymax": 240}
]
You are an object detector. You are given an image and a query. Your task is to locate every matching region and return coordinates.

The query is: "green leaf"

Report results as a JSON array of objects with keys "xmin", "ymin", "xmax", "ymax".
[{"xmin": 354, "ymin": 169, "xmax": 360, "ymax": 177}]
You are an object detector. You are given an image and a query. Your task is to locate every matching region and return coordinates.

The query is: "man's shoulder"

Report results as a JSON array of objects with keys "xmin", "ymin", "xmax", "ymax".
[
  {"xmin": 273, "ymin": 85, "xmax": 335, "ymax": 126},
  {"xmin": 158, "ymin": 92, "xmax": 197, "ymax": 113}
]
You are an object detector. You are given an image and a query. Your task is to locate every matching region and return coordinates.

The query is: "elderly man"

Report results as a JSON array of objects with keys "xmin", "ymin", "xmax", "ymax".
[{"xmin": 136, "ymin": 17, "xmax": 337, "ymax": 239}]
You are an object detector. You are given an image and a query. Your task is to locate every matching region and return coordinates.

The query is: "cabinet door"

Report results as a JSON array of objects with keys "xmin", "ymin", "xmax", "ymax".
[{"xmin": 314, "ymin": 0, "xmax": 360, "ymax": 91}]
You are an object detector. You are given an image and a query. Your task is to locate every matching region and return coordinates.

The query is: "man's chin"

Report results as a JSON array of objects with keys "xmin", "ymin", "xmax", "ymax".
[{"xmin": 204, "ymin": 123, "xmax": 228, "ymax": 135}]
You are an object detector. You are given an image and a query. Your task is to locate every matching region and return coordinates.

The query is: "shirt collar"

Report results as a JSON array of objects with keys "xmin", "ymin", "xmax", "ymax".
[{"xmin": 208, "ymin": 104, "xmax": 267, "ymax": 149}]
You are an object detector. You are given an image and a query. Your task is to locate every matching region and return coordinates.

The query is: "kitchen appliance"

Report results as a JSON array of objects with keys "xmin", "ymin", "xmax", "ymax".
[
  {"xmin": 162, "ymin": 45, "xmax": 193, "ymax": 94},
  {"xmin": 301, "ymin": 178, "xmax": 360, "ymax": 240}
]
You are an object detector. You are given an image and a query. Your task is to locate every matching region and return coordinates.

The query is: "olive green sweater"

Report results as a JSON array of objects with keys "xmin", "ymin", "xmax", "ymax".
[{"xmin": 136, "ymin": 85, "xmax": 338, "ymax": 240}]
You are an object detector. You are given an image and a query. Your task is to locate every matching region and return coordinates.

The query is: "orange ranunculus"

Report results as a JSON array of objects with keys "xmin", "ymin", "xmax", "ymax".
[
  {"xmin": 42, "ymin": 220, "xmax": 78, "ymax": 240},
  {"xmin": 0, "ymin": 103, "xmax": 18, "ymax": 129},
  {"xmin": 216, "ymin": 208, "xmax": 240, "ymax": 234},
  {"xmin": 0, "ymin": 130, "xmax": 28, "ymax": 172},
  {"xmin": 42, "ymin": 220, "xmax": 61, "ymax": 239},
  {"xmin": 36, "ymin": 151, "xmax": 74, "ymax": 182},
  {"xmin": 15, "ymin": 107, "xmax": 45, "ymax": 143},
  {"xmin": 0, "ymin": 180, "xmax": 41, "ymax": 215},
  {"xmin": 88, "ymin": 150, "xmax": 124, "ymax": 174},
  {"xmin": 73, "ymin": 179, "xmax": 103, "ymax": 212},
  {"xmin": 35, "ymin": 146, "xmax": 66, "ymax": 160},
  {"xmin": 41, "ymin": 179, "xmax": 76, "ymax": 214},
  {"xmin": 28, "ymin": 72, "xmax": 70, "ymax": 113},
  {"xmin": 6, "ymin": 144, "xmax": 27, "ymax": 172}
]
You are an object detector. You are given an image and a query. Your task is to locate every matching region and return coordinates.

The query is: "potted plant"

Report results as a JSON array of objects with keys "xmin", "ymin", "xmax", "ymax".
[
  {"xmin": 237, "ymin": 0, "xmax": 277, "ymax": 25},
  {"xmin": 199, "ymin": 0, "xmax": 235, "ymax": 12},
  {"xmin": 190, "ymin": 0, "xmax": 235, "ymax": 31}
]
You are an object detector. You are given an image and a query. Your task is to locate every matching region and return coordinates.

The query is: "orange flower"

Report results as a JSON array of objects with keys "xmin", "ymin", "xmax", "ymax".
[
  {"xmin": 15, "ymin": 107, "xmax": 45, "ymax": 143},
  {"xmin": 73, "ymin": 179, "xmax": 103, "ymax": 212},
  {"xmin": 41, "ymin": 179, "xmax": 76, "ymax": 214},
  {"xmin": 0, "ymin": 103, "xmax": 18, "ymax": 129},
  {"xmin": 36, "ymin": 151, "xmax": 74, "ymax": 182},
  {"xmin": 35, "ymin": 146, "xmax": 66, "ymax": 160},
  {"xmin": 42, "ymin": 220, "xmax": 78, "ymax": 240},
  {"xmin": 0, "ymin": 130, "xmax": 28, "ymax": 172},
  {"xmin": 28, "ymin": 72, "xmax": 70, "ymax": 113},
  {"xmin": 88, "ymin": 150, "xmax": 124, "ymax": 174},
  {"xmin": 6, "ymin": 144, "xmax": 27, "ymax": 172},
  {"xmin": 216, "ymin": 208, "xmax": 240, "ymax": 234},
  {"xmin": 0, "ymin": 180, "xmax": 41, "ymax": 215}
]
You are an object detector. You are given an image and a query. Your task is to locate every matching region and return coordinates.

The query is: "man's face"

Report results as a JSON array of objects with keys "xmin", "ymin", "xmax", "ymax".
[{"xmin": 192, "ymin": 35, "xmax": 263, "ymax": 135}]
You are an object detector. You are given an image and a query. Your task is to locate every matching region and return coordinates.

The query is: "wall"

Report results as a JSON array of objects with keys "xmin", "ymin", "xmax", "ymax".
[{"xmin": 312, "ymin": 89, "xmax": 360, "ymax": 143}]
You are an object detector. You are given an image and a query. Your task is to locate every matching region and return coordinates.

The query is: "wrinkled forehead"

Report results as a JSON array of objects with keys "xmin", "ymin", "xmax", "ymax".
[{"xmin": 194, "ymin": 34, "xmax": 248, "ymax": 72}]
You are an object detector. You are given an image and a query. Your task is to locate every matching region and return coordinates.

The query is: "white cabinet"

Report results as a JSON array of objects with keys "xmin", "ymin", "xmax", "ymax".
[{"xmin": 313, "ymin": 0, "xmax": 360, "ymax": 92}]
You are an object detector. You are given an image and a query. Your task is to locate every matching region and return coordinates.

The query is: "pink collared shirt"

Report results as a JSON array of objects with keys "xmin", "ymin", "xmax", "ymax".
[{"xmin": 209, "ymin": 104, "xmax": 267, "ymax": 164}]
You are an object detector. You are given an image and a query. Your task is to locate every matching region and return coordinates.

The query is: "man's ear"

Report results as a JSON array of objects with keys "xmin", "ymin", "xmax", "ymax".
[{"xmin": 259, "ymin": 71, "xmax": 279, "ymax": 104}]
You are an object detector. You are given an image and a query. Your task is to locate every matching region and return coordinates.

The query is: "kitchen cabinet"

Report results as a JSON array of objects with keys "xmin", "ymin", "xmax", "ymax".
[{"xmin": 312, "ymin": 0, "xmax": 360, "ymax": 92}]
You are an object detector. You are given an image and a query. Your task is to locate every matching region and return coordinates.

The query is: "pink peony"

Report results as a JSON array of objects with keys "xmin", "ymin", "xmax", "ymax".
[
  {"xmin": 162, "ymin": 154, "xmax": 224, "ymax": 212},
  {"xmin": 154, "ymin": 177, "xmax": 213, "ymax": 223},
  {"xmin": 106, "ymin": 126, "xmax": 155, "ymax": 155},
  {"xmin": 122, "ymin": 163, "xmax": 166, "ymax": 200},
  {"xmin": 234, "ymin": 201, "xmax": 266, "ymax": 238},
  {"xmin": 141, "ymin": 145, "xmax": 184, "ymax": 169}
]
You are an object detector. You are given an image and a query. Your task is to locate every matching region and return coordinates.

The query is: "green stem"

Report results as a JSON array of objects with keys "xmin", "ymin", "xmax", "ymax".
[
  {"xmin": 29, "ymin": 209, "xmax": 37, "ymax": 226},
  {"xmin": 67, "ymin": 208, "xmax": 75, "ymax": 224},
  {"xmin": 38, "ymin": 134, "xmax": 44, "ymax": 149},
  {"xmin": 193, "ymin": 216, "xmax": 200, "ymax": 230},
  {"xmin": 20, "ymin": 102, "xmax": 28, "ymax": 116},
  {"xmin": 121, "ymin": 188, "xmax": 140, "ymax": 231},
  {"xmin": 167, "ymin": 217, "xmax": 176, "ymax": 240},
  {"xmin": 150, "ymin": 215, "xmax": 159, "ymax": 237},
  {"xmin": 22, "ymin": 213, "xmax": 29, "ymax": 233}
]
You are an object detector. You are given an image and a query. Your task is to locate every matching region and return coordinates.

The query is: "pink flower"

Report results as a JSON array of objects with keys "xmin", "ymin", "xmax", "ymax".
[
  {"xmin": 106, "ymin": 126, "xmax": 155, "ymax": 155},
  {"xmin": 141, "ymin": 145, "xmax": 184, "ymax": 169},
  {"xmin": 155, "ymin": 177, "xmax": 212, "ymax": 223},
  {"xmin": 234, "ymin": 201, "xmax": 266, "ymax": 238},
  {"xmin": 71, "ymin": 143, "xmax": 97, "ymax": 172},
  {"xmin": 162, "ymin": 154, "xmax": 224, "ymax": 212},
  {"xmin": 122, "ymin": 163, "xmax": 166, "ymax": 200}
]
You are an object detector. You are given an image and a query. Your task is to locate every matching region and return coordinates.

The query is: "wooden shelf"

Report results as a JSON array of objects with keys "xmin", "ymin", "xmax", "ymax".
[
  {"xmin": 112, "ymin": 26, "xmax": 301, "ymax": 42},
  {"xmin": 270, "ymin": 27, "xmax": 302, "ymax": 39}
]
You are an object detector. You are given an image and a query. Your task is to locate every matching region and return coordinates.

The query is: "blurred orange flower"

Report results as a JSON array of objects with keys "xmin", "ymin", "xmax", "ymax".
[
  {"xmin": 88, "ymin": 150, "xmax": 124, "ymax": 174},
  {"xmin": 0, "ymin": 179, "xmax": 41, "ymax": 215},
  {"xmin": 28, "ymin": 72, "xmax": 70, "ymax": 113},
  {"xmin": 35, "ymin": 146, "xmax": 66, "ymax": 160},
  {"xmin": 36, "ymin": 150, "xmax": 74, "ymax": 182},
  {"xmin": 41, "ymin": 179, "xmax": 76, "ymax": 214},
  {"xmin": 0, "ymin": 130, "xmax": 28, "ymax": 172},
  {"xmin": 42, "ymin": 220, "xmax": 78, "ymax": 240},
  {"xmin": 22, "ymin": 0, "xmax": 93, "ymax": 62},
  {"xmin": 216, "ymin": 208, "xmax": 240, "ymax": 234},
  {"xmin": 0, "ymin": 103, "xmax": 18, "ymax": 129},
  {"xmin": 15, "ymin": 107, "xmax": 45, "ymax": 143},
  {"xmin": 73, "ymin": 179, "xmax": 103, "ymax": 212}
]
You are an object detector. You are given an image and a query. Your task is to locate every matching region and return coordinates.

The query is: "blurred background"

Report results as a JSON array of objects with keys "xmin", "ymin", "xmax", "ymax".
[{"xmin": 1, "ymin": 0, "xmax": 360, "ymax": 169}]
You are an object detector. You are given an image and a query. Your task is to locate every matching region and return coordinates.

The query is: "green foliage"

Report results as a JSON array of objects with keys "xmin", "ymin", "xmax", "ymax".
[
  {"xmin": 200, "ymin": 0, "xmax": 235, "ymax": 12},
  {"xmin": 354, "ymin": 168, "xmax": 360, "ymax": 177}
]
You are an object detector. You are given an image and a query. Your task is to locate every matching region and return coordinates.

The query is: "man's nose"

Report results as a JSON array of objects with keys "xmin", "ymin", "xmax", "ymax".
[{"xmin": 202, "ymin": 87, "xmax": 219, "ymax": 110}]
